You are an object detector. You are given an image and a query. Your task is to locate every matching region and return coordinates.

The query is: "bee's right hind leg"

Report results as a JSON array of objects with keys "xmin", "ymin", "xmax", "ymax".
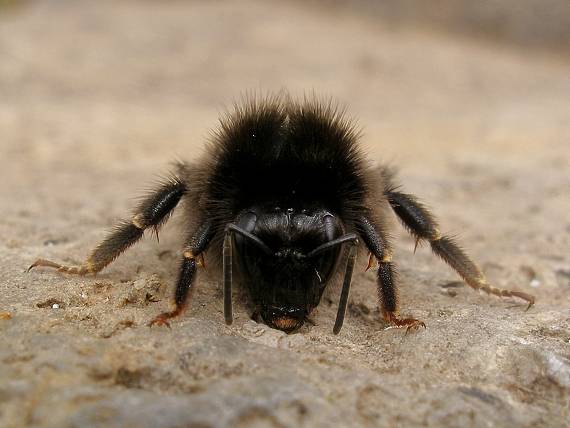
[{"xmin": 29, "ymin": 177, "xmax": 186, "ymax": 275}]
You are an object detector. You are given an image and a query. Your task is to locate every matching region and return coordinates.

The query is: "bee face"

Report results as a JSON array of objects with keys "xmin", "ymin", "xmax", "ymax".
[{"xmin": 233, "ymin": 208, "xmax": 343, "ymax": 332}]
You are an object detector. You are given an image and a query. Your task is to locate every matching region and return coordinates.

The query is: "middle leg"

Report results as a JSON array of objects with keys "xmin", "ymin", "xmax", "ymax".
[
  {"xmin": 356, "ymin": 215, "xmax": 426, "ymax": 330},
  {"xmin": 149, "ymin": 220, "xmax": 215, "ymax": 327}
]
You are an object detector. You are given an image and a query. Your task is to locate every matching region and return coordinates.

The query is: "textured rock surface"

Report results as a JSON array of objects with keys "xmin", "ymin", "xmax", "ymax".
[{"xmin": 1, "ymin": 1, "xmax": 569, "ymax": 427}]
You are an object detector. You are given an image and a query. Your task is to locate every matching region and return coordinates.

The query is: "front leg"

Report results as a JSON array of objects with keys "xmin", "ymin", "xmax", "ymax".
[
  {"xmin": 149, "ymin": 220, "xmax": 214, "ymax": 327},
  {"xmin": 356, "ymin": 216, "xmax": 426, "ymax": 331}
]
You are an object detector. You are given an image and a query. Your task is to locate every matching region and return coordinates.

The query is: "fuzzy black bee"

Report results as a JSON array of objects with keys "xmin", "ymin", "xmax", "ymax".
[{"xmin": 29, "ymin": 95, "xmax": 534, "ymax": 333}]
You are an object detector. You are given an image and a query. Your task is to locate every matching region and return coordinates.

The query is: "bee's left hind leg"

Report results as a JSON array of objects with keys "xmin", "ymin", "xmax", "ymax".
[
  {"xmin": 29, "ymin": 177, "xmax": 186, "ymax": 276},
  {"xmin": 386, "ymin": 190, "xmax": 535, "ymax": 309}
]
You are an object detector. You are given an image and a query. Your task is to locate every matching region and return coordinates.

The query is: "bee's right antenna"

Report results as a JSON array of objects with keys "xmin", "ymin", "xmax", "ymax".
[
  {"xmin": 223, "ymin": 224, "xmax": 273, "ymax": 325},
  {"xmin": 223, "ymin": 228, "xmax": 234, "ymax": 325}
]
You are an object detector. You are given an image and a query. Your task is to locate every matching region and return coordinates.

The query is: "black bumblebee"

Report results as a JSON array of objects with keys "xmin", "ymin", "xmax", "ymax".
[{"xmin": 29, "ymin": 95, "xmax": 534, "ymax": 333}]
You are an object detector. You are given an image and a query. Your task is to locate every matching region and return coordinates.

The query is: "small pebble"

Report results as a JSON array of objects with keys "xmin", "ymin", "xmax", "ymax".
[
  {"xmin": 530, "ymin": 279, "xmax": 541, "ymax": 288},
  {"xmin": 52, "ymin": 303, "xmax": 60, "ymax": 309}
]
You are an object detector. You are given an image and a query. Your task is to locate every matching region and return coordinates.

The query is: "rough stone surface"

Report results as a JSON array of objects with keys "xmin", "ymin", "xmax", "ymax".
[{"xmin": 1, "ymin": 1, "xmax": 569, "ymax": 427}]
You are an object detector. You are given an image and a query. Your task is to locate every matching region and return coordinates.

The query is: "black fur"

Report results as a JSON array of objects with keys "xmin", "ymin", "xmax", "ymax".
[{"xmin": 201, "ymin": 96, "xmax": 367, "ymax": 239}]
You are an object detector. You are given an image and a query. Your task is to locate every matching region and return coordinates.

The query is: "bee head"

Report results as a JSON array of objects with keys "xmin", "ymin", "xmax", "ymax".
[{"xmin": 231, "ymin": 208, "xmax": 349, "ymax": 332}]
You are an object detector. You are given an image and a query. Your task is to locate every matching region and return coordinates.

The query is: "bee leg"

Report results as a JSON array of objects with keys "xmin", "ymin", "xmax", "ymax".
[
  {"xmin": 29, "ymin": 177, "xmax": 186, "ymax": 275},
  {"xmin": 149, "ymin": 220, "xmax": 214, "ymax": 327},
  {"xmin": 356, "ymin": 216, "xmax": 426, "ymax": 331},
  {"xmin": 386, "ymin": 190, "xmax": 535, "ymax": 309}
]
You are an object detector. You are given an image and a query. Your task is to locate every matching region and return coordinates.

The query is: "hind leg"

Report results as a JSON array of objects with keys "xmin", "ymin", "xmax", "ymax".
[
  {"xmin": 386, "ymin": 190, "xmax": 534, "ymax": 309},
  {"xmin": 29, "ymin": 177, "xmax": 186, "ymax": 275}
]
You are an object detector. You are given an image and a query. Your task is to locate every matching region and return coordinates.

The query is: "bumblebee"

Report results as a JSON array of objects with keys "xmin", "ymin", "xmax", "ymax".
[{"xmin": 30, "ymin": 95, "xmax": 534, "ymax": 333}]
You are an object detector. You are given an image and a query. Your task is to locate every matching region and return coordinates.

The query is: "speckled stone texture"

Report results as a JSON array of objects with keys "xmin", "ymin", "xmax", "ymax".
[{"xmin": 1, "ymin": 1, "xmax": 569, "ymax": 427}]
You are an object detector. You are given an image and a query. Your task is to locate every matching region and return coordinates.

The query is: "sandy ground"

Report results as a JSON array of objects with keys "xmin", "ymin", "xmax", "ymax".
[{"xmin": 1, "ymin": 1, "xmax": 569, "ymax": 427}]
